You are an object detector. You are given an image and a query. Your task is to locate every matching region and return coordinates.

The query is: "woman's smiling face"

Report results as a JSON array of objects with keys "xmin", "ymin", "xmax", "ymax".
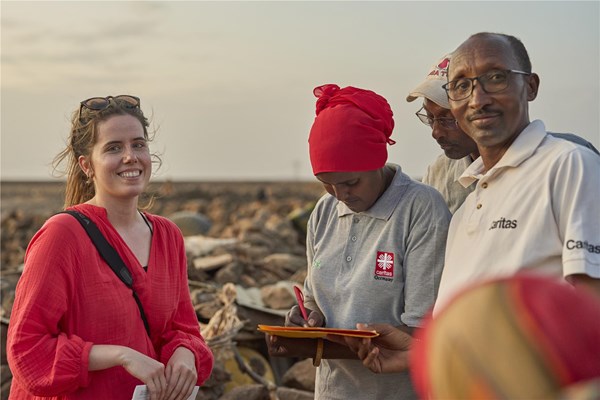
[{"xmin": 79, "ymin": 114, "xmax": 151, "ymax": 202}]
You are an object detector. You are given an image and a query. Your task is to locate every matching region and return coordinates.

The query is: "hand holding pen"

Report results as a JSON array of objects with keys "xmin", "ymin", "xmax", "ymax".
[
  {"xmin": 289, "ymin": 286, "xmax": 324, "ymax": 328},
  {"xmin": 294, "ymin": 286, "xmax": 309, "ymax": 320}
]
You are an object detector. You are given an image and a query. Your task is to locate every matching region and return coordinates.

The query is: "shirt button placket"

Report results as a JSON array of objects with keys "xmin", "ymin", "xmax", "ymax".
[
  {"xmin": 346, "ymin": 217, "xmax": 360, "ymax": 264},
  {"xmin": 476, "ymin": 181, "xmax": 487, "ymax": 209}
]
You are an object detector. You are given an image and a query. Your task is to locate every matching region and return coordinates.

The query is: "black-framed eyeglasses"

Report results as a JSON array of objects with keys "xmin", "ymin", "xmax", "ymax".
[
  {"xmin": 78, "ymin": 95, "xmax": 140, "ymax": 121},
  {"xmin": 442, "ymin": 69, "xmax": 530, "ymax": 101},
  {"xmin": 415, "ymin": 107, "xmax": 459, "ymax": 129}
]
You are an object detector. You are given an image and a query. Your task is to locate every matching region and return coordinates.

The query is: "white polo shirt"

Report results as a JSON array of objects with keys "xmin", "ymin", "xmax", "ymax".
[{"xmin": 436, "ymin": 120, "xmax": 600, "ymax": 312}]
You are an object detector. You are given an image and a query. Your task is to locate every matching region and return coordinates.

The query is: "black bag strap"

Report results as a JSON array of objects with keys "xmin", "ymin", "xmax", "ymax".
[{"xmin": 61, "ymin": 210, "xmax": 150, "ymax": 335}]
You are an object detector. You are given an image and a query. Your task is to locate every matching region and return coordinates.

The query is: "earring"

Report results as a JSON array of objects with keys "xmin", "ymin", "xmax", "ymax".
[{"xmin": 85, "ymin": 173, "xmax": 93, "ymax": 185}]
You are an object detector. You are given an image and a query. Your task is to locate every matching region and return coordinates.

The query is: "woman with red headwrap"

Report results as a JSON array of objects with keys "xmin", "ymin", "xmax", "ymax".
[{"xmin": 266, "ymin": 84, "xmax": 451, "ymax": 399}]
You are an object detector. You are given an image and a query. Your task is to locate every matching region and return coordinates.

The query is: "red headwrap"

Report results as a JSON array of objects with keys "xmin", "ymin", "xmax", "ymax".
[{"xmin": 308, "ymin": 84, "xmax": 395, "ymax": 175}]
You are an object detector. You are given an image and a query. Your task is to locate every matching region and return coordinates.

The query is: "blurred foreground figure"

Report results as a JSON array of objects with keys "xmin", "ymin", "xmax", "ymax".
[{"xmin": 411, "ymin": 275, "xmax": 600, "ymax": 400}]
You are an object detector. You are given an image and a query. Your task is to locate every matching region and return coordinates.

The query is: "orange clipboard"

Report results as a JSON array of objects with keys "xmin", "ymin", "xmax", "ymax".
[{"xmin": 257, "ymin": 324, "xmax": 379, "ymax": 339}]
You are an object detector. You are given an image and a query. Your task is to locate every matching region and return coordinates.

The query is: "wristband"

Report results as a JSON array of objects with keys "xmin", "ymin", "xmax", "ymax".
[{"xmin": 313, "ymin": 338, "xmax": 324, "ymax": 367}]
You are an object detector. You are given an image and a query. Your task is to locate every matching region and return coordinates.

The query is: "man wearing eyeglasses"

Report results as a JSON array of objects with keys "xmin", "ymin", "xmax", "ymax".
[
  {"xmin": 435, "ymin": 32, "xmax": 600, "ymax": 308},
  {"xmin": 407, "ymin": 54, "xmax": 598, "ymax": 214},
  {"xmin": 407, "ymin": 54, "xmax": 479, "ymax": 214},
  {"xmin": 329, "ymin": 33, "xmax": 600, "ymax": 378}
]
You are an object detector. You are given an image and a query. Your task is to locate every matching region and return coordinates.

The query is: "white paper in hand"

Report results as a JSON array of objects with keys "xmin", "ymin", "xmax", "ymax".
[{"xmin": 131, "ymin": 385, "xmax": 199, "ymax": 400}]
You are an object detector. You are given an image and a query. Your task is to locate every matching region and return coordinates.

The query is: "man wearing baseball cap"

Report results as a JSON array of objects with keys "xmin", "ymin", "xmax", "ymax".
[
  {"xmin": 407, "ymin": 54, "xmax": 598, "ymax": 214},
  {"xmin": 407, "ymin": 54, "xmax": 479, "ymax": 213}
]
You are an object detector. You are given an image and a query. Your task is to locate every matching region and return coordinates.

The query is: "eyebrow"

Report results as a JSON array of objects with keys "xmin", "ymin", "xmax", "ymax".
[
  {"xmin": 450, "ymin": 62, "xmax": 508, "ymax": 79},
  {"xmin": 101, "ymin": 136, "xmax": 146, "ymax": 146},
  {"xmin": 102, "ymin": 140, "xmax": 122, "ymax": 146},
  {"xmin": 423, "ymin": 107, "xmax": 453, "ymax": 118},
  {"xmin": 103, "ymin": 136, "xmax": 146, "ymax": 143}
]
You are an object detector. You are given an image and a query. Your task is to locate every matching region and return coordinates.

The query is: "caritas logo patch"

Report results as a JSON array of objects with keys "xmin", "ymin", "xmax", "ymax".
[{"xmin": 374, "ymin": 252, "xmax": 394, "ymax": 277}]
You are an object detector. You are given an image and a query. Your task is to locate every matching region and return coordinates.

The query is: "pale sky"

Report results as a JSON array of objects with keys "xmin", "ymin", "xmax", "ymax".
[{"xmin": 2, "ymin": 1, "xmax": 599, "ymax": 181}]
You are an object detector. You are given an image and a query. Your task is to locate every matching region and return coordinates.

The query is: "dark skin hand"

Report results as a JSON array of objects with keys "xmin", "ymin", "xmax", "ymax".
[
  {"xmin": 285, "ymin": 305, "xmax": 324, "ymax": 328},
  {"xmin": 327, "ymin": 323, "xmax": 414, "ymax": 374},
  {"xmin": 266, "ymin": 305, "xmax": 358, "ymax": 360},
  {"xmin": 569, "ymin": 274, "xmax": 600, "ymax": 301}
]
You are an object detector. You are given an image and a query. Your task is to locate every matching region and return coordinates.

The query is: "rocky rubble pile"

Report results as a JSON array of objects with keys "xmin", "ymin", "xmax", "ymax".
[{"xmin": 0, "ymin": 181, "xmax": 324, "ymax": 400}]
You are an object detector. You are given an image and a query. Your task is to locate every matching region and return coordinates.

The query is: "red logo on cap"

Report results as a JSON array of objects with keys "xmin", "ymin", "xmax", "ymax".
[
  {"xmin": 374, "ymin": 252, "xmax": 394, "ymax": 277},
  {"xmin": 438, "ymin": 58, "xmax": 450, "ymax": 69},
  {"xmin": 428, "ymin": 58, "xmax": 450, "ymax": 77}
]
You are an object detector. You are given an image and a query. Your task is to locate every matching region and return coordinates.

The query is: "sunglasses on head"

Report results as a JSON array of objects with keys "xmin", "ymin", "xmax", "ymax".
[{"xmin": 78, "ymin": 95, "xmax": 140, "ymax": 121}]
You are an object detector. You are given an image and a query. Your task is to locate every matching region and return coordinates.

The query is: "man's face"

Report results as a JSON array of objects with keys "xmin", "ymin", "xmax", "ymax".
[
  {"xmin": 447, "ymin": 35, "xmax": 538, "ymax": 149},
  {"xmin": 422, "ymin": 99, "xmax": 478, "ymax": 159}
]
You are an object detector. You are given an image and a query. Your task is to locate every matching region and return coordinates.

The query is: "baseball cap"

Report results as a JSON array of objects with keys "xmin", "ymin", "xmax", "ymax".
[{"xmin": 406, "ymin": 54, "xmax": 451, "ymax": 109}]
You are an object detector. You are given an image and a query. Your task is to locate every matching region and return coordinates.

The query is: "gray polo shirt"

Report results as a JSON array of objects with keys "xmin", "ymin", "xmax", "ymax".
[
  {"xmin": 422, "ymin": 154, "xmax": 474, "ymax": 214},
  {"xmin": 304, "ymin": 164, "xmax": 450, "ymax": 400}
]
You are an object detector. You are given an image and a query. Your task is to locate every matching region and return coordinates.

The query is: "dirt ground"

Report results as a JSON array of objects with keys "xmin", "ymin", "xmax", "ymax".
[
  {"xmin": 1, "ymin": 180, "xmax": 323, "ymax": 216},
  {"xmin": 1, "ymin": 179, "xmax": 324, "ymax": 399}
]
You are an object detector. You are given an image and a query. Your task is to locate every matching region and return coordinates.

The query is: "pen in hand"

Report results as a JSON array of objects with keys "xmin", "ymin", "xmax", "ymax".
[{"xmin": 293, "ymin": 285, "xmax": 309, "ymax": 323}]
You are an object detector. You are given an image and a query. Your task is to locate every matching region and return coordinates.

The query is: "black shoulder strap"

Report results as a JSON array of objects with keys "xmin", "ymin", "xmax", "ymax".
[{"xmin": 61, "ymin": 210, "xmax": 150, "ymax": 335}]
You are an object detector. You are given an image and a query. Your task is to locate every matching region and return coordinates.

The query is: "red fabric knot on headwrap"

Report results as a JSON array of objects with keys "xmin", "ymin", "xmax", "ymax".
[{"xmin": 308, "ymin": 84, "xmax": 395, "ymax": 175}]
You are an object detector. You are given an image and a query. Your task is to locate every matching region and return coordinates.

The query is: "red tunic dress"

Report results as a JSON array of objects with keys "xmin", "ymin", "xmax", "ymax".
[{"xmin": 7, "ymin": 204, "xmax": 213, "ymax": 399}]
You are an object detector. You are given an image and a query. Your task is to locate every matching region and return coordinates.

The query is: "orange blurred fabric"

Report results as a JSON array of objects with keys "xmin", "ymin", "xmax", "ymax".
[{"xmin": 411, "ymin": 274, "xmax": 600, "ymax": 400}]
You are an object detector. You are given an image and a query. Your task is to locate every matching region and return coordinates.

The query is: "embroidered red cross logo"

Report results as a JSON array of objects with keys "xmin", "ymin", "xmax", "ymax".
[{"xmin": 374, "ymin": 251, "xmax": 394, "ymax": 277}]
